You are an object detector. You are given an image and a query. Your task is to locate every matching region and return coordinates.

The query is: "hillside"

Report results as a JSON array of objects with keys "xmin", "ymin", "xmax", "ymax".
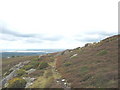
[
  {"xmin": 55, "ymin": 35, "xmax": 119, "ymax": 88},
  {"xmin": 1, "ymin": 35, "xmax": 119, "ymax": 88}
]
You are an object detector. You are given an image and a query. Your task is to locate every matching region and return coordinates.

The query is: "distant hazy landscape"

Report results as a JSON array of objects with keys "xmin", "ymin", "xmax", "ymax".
[{"xmin": 1, "ymin": 49, "xmax": 64, "ymax": 58}]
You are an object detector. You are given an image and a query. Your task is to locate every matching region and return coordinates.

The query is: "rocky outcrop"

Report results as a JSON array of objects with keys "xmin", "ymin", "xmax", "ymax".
[{"xmin": 0, "ymin": 61, "xmax": 30, "ymax": 88}]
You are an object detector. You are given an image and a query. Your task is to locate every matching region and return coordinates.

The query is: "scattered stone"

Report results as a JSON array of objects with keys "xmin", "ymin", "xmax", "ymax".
[
  {"xmin": 23, "ymin": 77, "xmax": 36, "ymax": 82},
  {"xmin": 4, "ymin": 82, "xmax": 8, "ymax": 87},
  {"xmin": 25, "ymin": 82, "xmax": 33, "ymax": 88},
  {"xmin": 56, "ymin": 80, "xmax": 59, "ymax": 83},
  {"xmin": 26, "ymin": 69, "xmax": 36, "ymax": 74},
  {"xmin": 23, "ymin": 61, "xmax": 30, "ymax": 65},
  {"xmin": 62, "ymin": 79, "xmax": 65, "ymax": 82},
  {"xmin": 70, "ymin": 54, "xmax": 78, "ymax": 58},
  {"xmin": 64, "ymin": 82, "xmax": 67, "ymax": 85},
  {"xmin": 23, "ymin": 77, "xmax": 36, "ymax": 88}
]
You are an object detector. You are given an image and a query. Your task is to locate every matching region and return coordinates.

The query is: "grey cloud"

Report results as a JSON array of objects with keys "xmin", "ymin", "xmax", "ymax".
[
  {"xmin": 43, "ymin": 35, "xmax": 63, "ymax": 41},
  {"xmin": 0, "ymin": 37, "xmax": 17, "ymax": 41},
  {"xmin": 0, "ymin": 27, "xmax": 63, "ymax": 42},
  {"xmin": 1, "ymin": 28, "xmax": 37, "ymax": 38},
  {"xmin": 25, "ymin": 35, "xmax": 63, "ymax": 43},
  {"xmin": 85, "ymin": 31, "xmax": 117, "ymax": 36},
  {"xmin": 25, "ymin": 39, "xmax": 43, "ymax": 43},
  {"xmin": 75, "ymin": 36, "xmax": 102, "ymax": 42},
  {"xmin": 75, "ymin": 31, "xmax": 117, "ymax": 42}
]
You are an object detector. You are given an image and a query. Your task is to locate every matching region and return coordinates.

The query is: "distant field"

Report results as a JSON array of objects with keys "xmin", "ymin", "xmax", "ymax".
[
  {"xmin": 1, "ymin": 49, "xmax": 64, "ymax": 58},
  {"xmin": 1, "ymin": 52, "xmax": 46, "ymax": 58}
]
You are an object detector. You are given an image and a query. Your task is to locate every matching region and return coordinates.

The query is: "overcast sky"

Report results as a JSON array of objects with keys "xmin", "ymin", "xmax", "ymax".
[{"xmin": 0, "ymin": 0, "xmax": 119, "ymax": 49}]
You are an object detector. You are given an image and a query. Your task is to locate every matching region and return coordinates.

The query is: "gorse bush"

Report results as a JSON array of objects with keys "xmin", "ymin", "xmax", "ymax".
[
  {"xmin": 8, "ymin": 77, "xmax": 27, "ymax": 88},
  {"xmin": 29, "ymin": 61, "xmax": 40, "ymax": 68},
  {"xmin": 38, "ymin": 62, "xmax": 49, "ymax": 69}
]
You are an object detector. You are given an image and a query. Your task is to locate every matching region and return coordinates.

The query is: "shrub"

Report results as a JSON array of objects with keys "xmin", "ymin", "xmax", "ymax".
[
  {"xmin": 29, "ymin": 61, "xmax": 40, "ymax": 68},
  {"xmin": 16, "ymin": 69, "xmax": 26, "ymax": 77},
  {"xmin": 32, "ymin": 58, "xmax": 39, "ymax": 61},
  {"xmin": 64, "ymin": 62, "xmax": 72, "ymax": 66},
  {"xmin": 22, "ymin": 65, "xmax": 33, "ymax": 70},
  {"xmin": 12, "ymin": 56, "xmax": 15, "ymax": 58},
  {"xmin": 7, "ymin": 77, "xmax": 27, "ymax": 88},
  {"xmin": 38, "ymin": 62, "xmax": 49, "ymax": 69},
  {"xmin": 97, "ymin": 50, "xmax": 107, "ymax": 56}
]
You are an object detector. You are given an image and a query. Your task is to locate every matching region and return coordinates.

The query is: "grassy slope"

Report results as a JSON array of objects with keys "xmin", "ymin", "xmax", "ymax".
[{"xmin": 56, "ymin": 35, "xmax": 119, "ymax": 88}]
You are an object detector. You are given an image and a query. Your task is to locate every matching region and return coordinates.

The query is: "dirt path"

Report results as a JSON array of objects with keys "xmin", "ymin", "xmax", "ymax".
[{"xmin": 49, "ymin": 59, "xmax": 71, "ymax": 90}]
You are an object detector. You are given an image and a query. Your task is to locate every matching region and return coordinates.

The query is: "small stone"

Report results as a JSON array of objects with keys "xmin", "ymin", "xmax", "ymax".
[{"xmin": 61, "ymin": 79, "xmax": 65, "ymax": 82}]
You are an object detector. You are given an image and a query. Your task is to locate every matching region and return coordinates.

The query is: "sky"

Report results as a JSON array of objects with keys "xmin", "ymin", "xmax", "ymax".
[{"xmin": 0, "ymin": 0, "xmax": 119, "ymax": 49}]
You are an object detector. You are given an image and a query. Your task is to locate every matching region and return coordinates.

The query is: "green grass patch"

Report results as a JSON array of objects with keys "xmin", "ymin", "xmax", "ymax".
[
  {"xmin": 29, "ymin": 69, "xmax": 54, "ymax": 88},
  {"xmin": 80, "ymin": 66, "xmax": 89, "ymax": 74},
  {"xmin": 16, "ymin": 69, "xmax": 26, "ymax": 77},
  {"xmin": 97, "ymin": 50, "xmax": 107, "ymax": 56},
  {"xmin": 29, "ymin": 61, "xmax": 40, "ymax": 68},
  {"xmin": 22, "ymin": 64, "xmax": 33, "ymax": 70},
  {"xmin": 32, "ymin": 58, "xmax": 39, "ymax": 61},
  {"xmin": 44, "ymin": 70, "xmax": 53, "ymax": 78},
  {"xmin": 64, "ymin": 61, "xmax": 72, "ymax": 66},
  {"xmin": 38, "ymin": 62, "xmax": 49, "ymax": 69}
]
